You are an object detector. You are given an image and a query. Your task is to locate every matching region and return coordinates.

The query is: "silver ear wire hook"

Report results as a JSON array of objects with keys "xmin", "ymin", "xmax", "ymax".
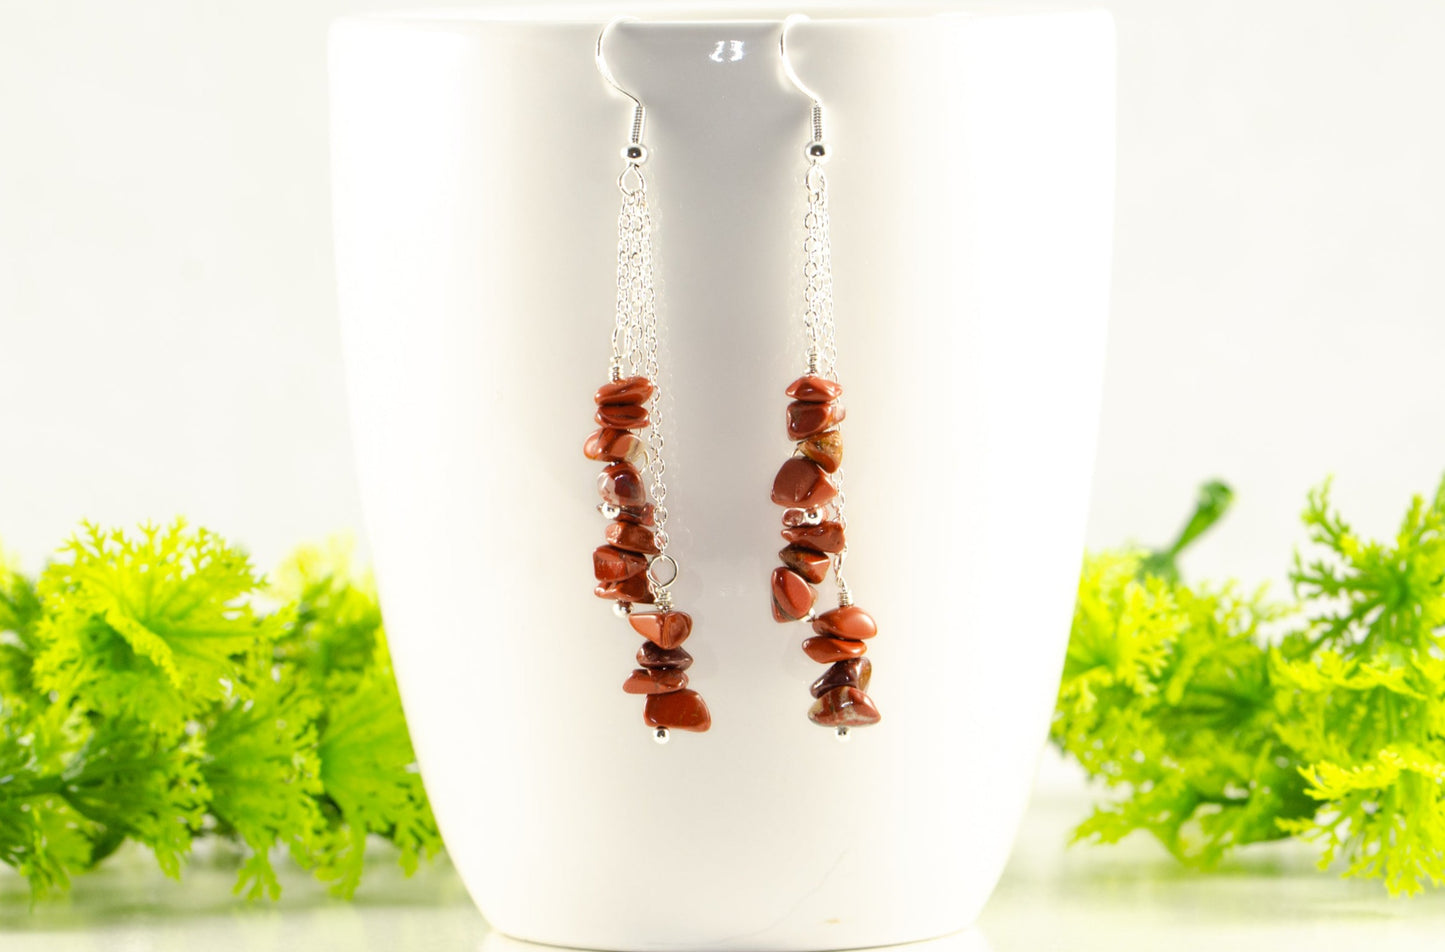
[
  {"xmin": 780, "ymin": 13, "xmax": 827, "ymax": 161},
  {"xmin": 597, "ymin": 16, "xmax": 648, "ymax": 165}
]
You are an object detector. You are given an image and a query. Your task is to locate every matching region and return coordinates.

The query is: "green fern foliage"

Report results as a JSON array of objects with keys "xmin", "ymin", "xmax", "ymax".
[
  {"xmin": 0, "ymin": 523, "xmax": 439, "ymax": 901},
  {"xmin": 1055, "ymin": 477, "xmax": 1445, "ymax": 895}
]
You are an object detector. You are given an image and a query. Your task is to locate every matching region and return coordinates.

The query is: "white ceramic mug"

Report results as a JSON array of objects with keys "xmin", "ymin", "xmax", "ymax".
[{"xmin": 330, "ymin": 4, "xmax": 1113, "ymax": 948}]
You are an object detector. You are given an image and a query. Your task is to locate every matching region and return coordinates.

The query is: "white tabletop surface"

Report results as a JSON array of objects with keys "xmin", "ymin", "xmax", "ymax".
[{"xmin": 2, "ymin": 790, "xmax": 1439, "ymax": 951}]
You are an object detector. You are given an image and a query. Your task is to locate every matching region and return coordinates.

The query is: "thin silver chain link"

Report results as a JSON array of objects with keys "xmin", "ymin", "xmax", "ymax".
[
  {"xmin": 638, "ymin": 189, "xmax": 670, "ymax": 558},
  {"xmin": 612, "ymin": 170, "xmax": 648, "ymax": 380},
  {"xmin": 802, "ymin": 163, "xmax": 833, "ymax": 377},
  {"xmin": 801, "ymin": 158, "xmax": 850, "ymax": 604},
  {"xmin": 611, "ymin": 165, "xmax": 672, "ymax": 569}
]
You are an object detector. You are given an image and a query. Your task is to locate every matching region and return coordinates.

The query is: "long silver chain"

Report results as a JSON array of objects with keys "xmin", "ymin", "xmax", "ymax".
[
  {"xmin": 802, "ymin": 162, "xmax": 836, "ymax": 380},
  {"xmin": 801, "ymin": 155, "xmax": 850, "ymax": 605},
  {"xmin": 612, "ymin": 158, "xmax": 673, "ymax": 601},
  {"xmin": 635, "ymin": 182, "xmax": 670, "ymax": 559},
  {"xmin": 611, "ymin": 169, "xmax": 648, "ymax": 381}
]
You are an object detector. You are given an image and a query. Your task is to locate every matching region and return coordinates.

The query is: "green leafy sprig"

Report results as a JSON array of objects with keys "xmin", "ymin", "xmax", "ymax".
[
  {"xmin": 1054, "ymin": 476, "xmax": 1445, "ymax": 895},
  {"xmin": 0, "ymin": 523, "xmax": 440, "ymax": 901}
]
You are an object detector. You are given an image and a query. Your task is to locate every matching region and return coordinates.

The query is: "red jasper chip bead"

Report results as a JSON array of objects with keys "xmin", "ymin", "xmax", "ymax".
[
  {"xmin": 771, "ymin": 457, "xmax": 838, "ymax": 509},
  {"xmin": 584, "ymin": 428, "xmax": 646, "ymax": 466},
  {"xmin": 637, "ymin": 642, "xmax": 693, "ymax": 671},
  {"xmin": 779, "ymin": 544, "xmax": 832, "ymax": 584},
  {"xmin": 594, "ymin": 574, "xmax": 652, "ymax": 603},
  {"xmin": 810, "ymin": 657, "xmax": 872, "ymax": 698},
  {"xmin": 622, "ymin": 667, "xmax": 688, "ymax": 695},
  {"xmin": 811, "ymin": 605, "xmax": 878, "ymax": 640},
  {"xmin": 629, "ymin": 610, "xmax": 693, "ymax": 649},
  {"xmin": 644, "ymin": 689, "xmax": 712, "ymax": 732},
  {"xmin": 801, "ymin": 635, "xmax": 868, "ymax": 664},
  {"xmin": 593, "ymin": 545, "xmax": 647, "ymax": 582},
  {"xmin": 595, "ymin": 376, "xmax": 655, "ymax": 406},
  {"xmin": 798, "ymin": 429, "xmax": 843, "ymax": 473},
  {"xmin": 598, "ymin": 462, "xmax": 647, "ymax": 509},
  {"xmin": 770, "ymin": 567, "xmax": 817, "ymax": 623},
  {"xmin": 786, "ymin": 400, "xmax": 846, "ymax": 440},
  {"xmin": 605, "ymin": 521, "xmax": 660, "ymax": 554},
  {"xmin": 595, "ymin": 404, "xmax": 650, "ymax": 430},
  {"xmin": 808, "ymin": 686, "xmax": 881, "ymax": 727},
  {"xmin": 785, "ymin": 375, "xmax": 844, "ymax": 403},
  {"xmin": 781, "ymin": 521, "xmax": 846, "ymax": 554}
]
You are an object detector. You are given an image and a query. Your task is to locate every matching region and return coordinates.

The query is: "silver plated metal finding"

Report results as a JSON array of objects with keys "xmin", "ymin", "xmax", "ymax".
[
  {"xmin": 781, "ymin": 13, "xmax": 850, "ymax": 605},
  {"xmin": 597, "ymin": 17, "xmax": 646, "ymax": 155},
  {"xmin": 596, "ymin": 20, "xmax": 688, "ymax": 715},
  {"xmin": 597, "ymin": 17, "xmax": 674, "ymax": 570}
]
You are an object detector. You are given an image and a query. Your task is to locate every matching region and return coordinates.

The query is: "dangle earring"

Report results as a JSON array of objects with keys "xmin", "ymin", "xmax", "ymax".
[
  {"xmin": 768, "ymin": 16, "xmax": 881, "ymax": 739},
  {"xmin": 585, "ymin": 19, "xmax": 711, "ymax": 741}
]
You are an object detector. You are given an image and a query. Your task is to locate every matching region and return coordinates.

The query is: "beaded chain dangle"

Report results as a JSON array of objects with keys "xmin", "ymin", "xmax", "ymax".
[
  {"xmin": 585, "ymin": 20, "xmax": 711, "ymax": 742},
  {"xmin": 767, "ymin": 17, "xmax": 882, "ymax": 739}
]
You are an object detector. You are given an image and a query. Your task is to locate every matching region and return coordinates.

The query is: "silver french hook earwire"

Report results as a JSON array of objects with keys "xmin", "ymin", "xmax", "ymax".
[
  {"xmin": 596, "ymin": 16, "xmax": 649, "ymax": 167},
  {"xmin": 780, "ymin": 14, "xmax": 827, "ymax": 162}
]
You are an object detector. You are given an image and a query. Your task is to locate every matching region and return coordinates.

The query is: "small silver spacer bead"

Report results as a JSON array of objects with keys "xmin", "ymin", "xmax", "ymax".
[
  {"xmin": 612, "ymin": 602, "xmax": 633, "ymax": 618},
  {"xmin": 835, "ymin": 726, "xmax": 851, "ymax": 743},
  {"xmin": 802, "ymin": 508, "xmax": 823, "ymax": 526},
  {"xmin": 653, "ymin": 727, "xmax": 670, "ymax": 745},
  {"xmin": 598, "ymin": 502, "xmax": 622, "ymax": 519},
  {"xmin": 806, "ymin": 141, "xmax": 828, "ymax": 161},
  {"xmin": 624, "ymin": 143, "xmax": 649, "ymax": 164}
]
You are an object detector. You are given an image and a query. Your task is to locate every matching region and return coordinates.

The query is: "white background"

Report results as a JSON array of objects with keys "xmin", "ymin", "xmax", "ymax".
[{"xmin": 1, "ymin": 0, "xmax": 1442, "ymax": 589}]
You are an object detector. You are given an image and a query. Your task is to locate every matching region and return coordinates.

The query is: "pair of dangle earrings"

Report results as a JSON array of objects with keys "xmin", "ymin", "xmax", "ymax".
[{"xmin": 583, "ymin": 17, "xmax": 882, "ymax": 743}]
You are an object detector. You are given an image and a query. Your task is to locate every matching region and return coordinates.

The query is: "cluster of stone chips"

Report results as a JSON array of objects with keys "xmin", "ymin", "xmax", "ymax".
[
  {"xmin": 585, "ymin": 375, "xmax": 711, "ymax": 735},
  {"xmin": 767, "ymin": 374, "xmax": 882, "ymax": 730}
]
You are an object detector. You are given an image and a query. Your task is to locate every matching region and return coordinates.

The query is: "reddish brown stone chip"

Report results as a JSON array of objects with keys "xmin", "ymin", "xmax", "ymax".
[
  {"xmin": 605, "ymin": 521, "xmax": 660, "ymax": 554},
  {"xmin": 595, "ymin": 404, "xmax": 650, "ymax": 430},
  {"xmin": 798, "ymin": 430, "xmax": 843, "ymax": 473},
  {"xmin": 808, "ymin": 686, "xmax": 881, "ymax": 727},
  {"xmin": 801, "ymin": 635, "xmax": 868, "ymax": 664},
  {"xmin": 644, "ymin": 689, "xmax": 712, "ymax": 731},
  {"xmin": 781, "ymin": 521, "xmax": 846, "ymax": 554},
  {"xmin": 598, "ymin": 462, "xmax": 647, "ymax": 509},
  {"xmin": 594, "ymin": 575, "xmax": 652, "ymax": 603},
  {"xmin": 770, "ymin": 567, "xmax": 816, "ymax": 623},
  {"xmin": 614, "ymin": 503, "xmax": 656, "ymax": 526},
  {"xmin": 811, "ymin": 605, "xmax": 878, "ymax": 640},
  {"xmin": 809, "ymin": 657, "xmax": 872, "ymax": 698},
  {"xmin": 786, "ymin": 400, "xmax": 845, "ymax": 441},
  {"xmin": 779, "ymin": 544, "xmax": 832, "ymax": 584},
  {"xmin": 637, "ymin": 642, "xmax": 693, "ymax": 671},
  {"xmin": 622, "ymin": 667, "xmax": 688, "ymax": 695},
  {"xmin": 593, "ymin": 545, "xmax": 647, "ymax": 581},
  {"xmin": 785, "ymin": 375, "xmax": 844, "ymax": 403},
  {"xmin": 770, "ymin": 457, "xmax": 838, "ymax": 509},
  {"xmin": 629, "ymin": 610, "xmax": 693, "ymax": 649},
  {"xmin": 584, "ymin": 428, "xmax": 646, "ymax": 466},
  {"xmin": 595, "ymin": 376, "xmax": 655, "ymax": 406}
]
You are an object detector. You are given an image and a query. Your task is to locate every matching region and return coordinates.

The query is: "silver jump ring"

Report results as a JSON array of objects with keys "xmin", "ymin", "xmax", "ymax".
[
  {"xmin": 647, "ymin": 553, "xmax": 678, "ymax": 589},
  {"xmin": 618, "ymin": 165, "xmax": 646, "ymax": 195}
]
